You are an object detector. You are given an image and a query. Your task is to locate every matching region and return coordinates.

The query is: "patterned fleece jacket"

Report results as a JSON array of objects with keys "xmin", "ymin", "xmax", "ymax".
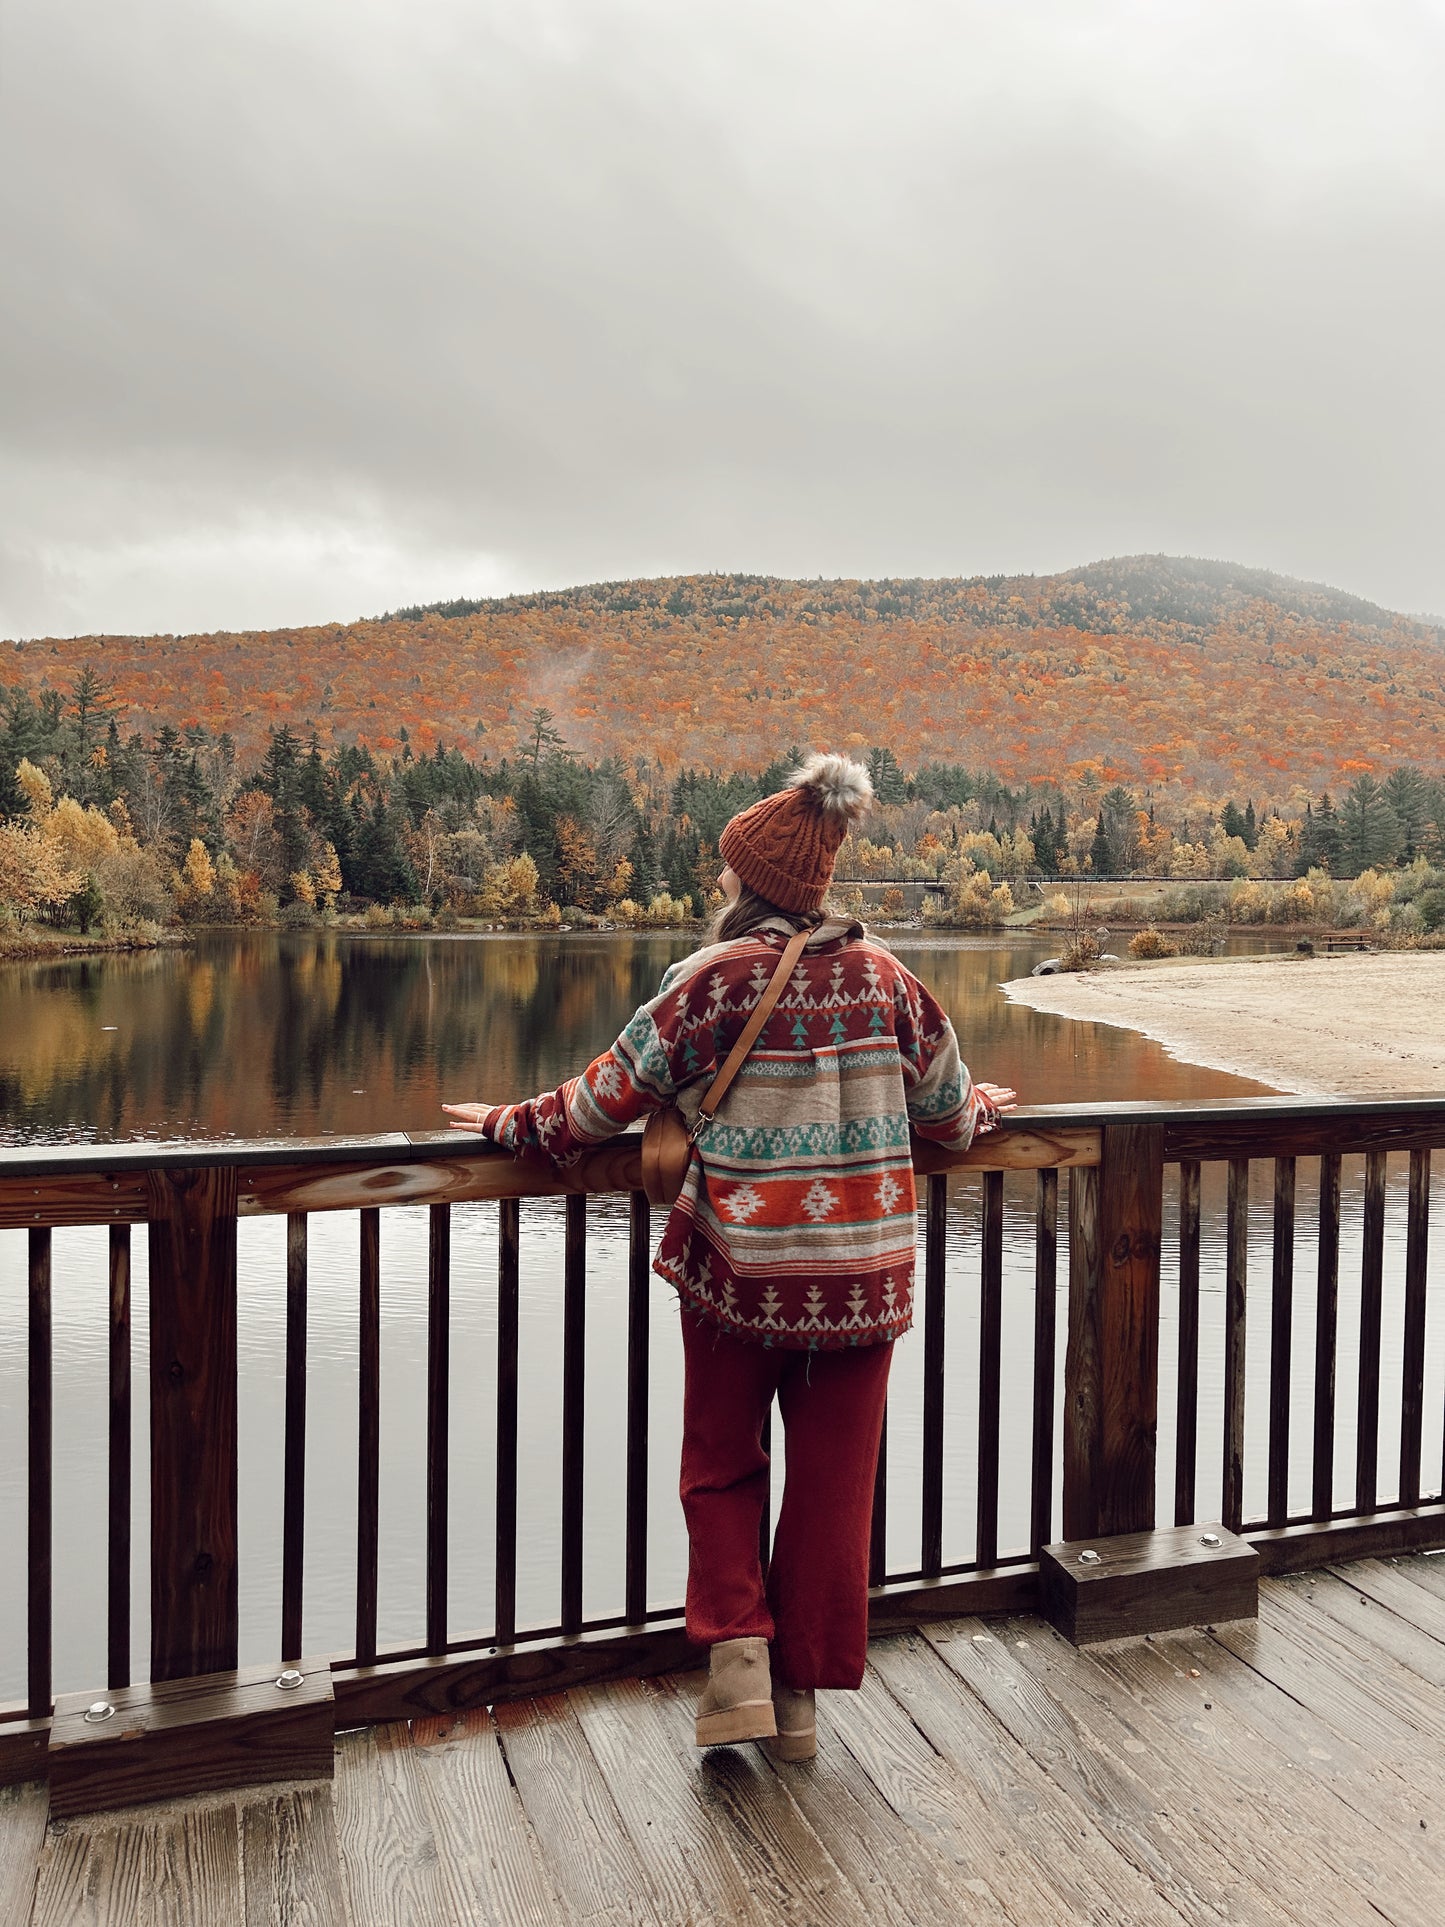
[{"xmin": 474, "ymin": 917, "xmax": 994, "ymax": 1350}]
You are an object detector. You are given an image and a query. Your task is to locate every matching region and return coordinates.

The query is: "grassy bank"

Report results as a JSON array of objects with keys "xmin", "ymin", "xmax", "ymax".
[{"xmin": 0, "ymin": 925, "xmax": 190, "ymax": 962}]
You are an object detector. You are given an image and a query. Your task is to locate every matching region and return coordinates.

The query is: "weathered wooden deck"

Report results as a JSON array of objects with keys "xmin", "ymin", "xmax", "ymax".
[{"xmin": 5, "ymin": 1556, "xmax": 1445, "ymax": 1925}]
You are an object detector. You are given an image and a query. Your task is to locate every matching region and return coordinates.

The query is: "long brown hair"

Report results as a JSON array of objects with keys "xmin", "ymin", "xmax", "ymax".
[{"xmin": 705, "ymin": 884, "xmax": 833, "ymax": 946}]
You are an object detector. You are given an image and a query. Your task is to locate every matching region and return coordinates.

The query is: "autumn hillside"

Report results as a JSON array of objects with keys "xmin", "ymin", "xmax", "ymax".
[{"xmin": 7, "ymin": 555, "xmax": 1443, "ymax": 802}]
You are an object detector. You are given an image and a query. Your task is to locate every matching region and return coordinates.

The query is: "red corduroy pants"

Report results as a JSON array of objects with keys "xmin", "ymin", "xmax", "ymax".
[{"xmin": 679, "ymin": 1308, "xmax": 893, "ymax": 1689}]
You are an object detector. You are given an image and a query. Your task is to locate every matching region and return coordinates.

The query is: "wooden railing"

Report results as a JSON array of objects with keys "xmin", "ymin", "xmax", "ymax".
[{"xmin": 1, "ymin": 1095, "xmax": 1442, "ymax": 1786}]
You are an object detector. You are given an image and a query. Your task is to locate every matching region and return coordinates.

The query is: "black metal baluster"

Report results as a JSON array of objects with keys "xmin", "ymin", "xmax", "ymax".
[
  {"xmin": 426, "ymin": 1203, "xmax": 451, "ymax": 1656},
  {"xmin": 561, "ymin": 1193, "xmax": 587, "ymax": 1637},
  {"xmin": 977, "ymin": 1171, "xmax": 1004, "ymax": 1569},
  {"xmin": 869, "ymin": 1408, "xmax": 888, "ymax": 1587},
  {"xmin": 1312, "ymin": 1152, "xmax": 1341, "ymax": 1520},
  {"xmin": 1267, "ymin": 1157, "xmax": 1295, "ymax": 1528},
  {"xmin": 1401, "ymin": 1149, "xmax": 1431, "ymax": 1506},
  {"xmin": 625, "ymin": 1192, "xmax": 651, "ymax": 1625},
  {"xmin": 107, "ymin": 1224, "xmax": 131, "ymax": 1691},
  {"xmin": 281, "ymin": 1211, "xmax": 307, "ymax": 1663},
  {"xmin": 355, "ymin": 1207, "xmax": 380, "ymax": 1667},
  {"xmin": 29, "ymin": 1228, "xmax": 52, "ymax": 1720},
  {"xmin": 758, "ymin": 1407, "xmax": 773, "ymax": 1582},
  {"xmin": 921, "ymin": 1173, "xmax": 947, "ymax": 1579},
  {"xmin": 1174, "ymin": 1161, "xmax": 1201, "ymax": 1527},
  {"xmin": 495, "ymin": 1198, "xmax": 520, "ymax": 1646},
  {"xmin": 1223, "ymin": 1160, "xmax": 1248, "ymax": 1534},
  {"xmin": 1356, "ymin": 1151, "xmax": 1386, "ymax": 1513},
  {"xmin": 1030, "ymin": 1167, "xmax": 1059, "ymax": 1554}
]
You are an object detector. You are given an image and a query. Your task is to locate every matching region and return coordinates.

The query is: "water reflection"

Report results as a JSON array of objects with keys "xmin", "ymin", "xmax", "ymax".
[{"xmin": 0, "ymin": 929, "xmax": 1274, "ymax": 1145}]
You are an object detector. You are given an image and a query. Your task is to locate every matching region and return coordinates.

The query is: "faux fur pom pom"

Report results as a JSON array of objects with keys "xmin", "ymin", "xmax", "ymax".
[{"xmin": 787, "ymin": 751, "xmax": 874, "ymax": 822}]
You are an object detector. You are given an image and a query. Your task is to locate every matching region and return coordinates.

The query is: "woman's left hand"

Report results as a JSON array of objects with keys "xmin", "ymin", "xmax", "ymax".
[
  {"xmin": 974, "ymin": 1082, "xmax": 1017, "ymax": 1131},
  {"xmin": 443, "ymin": 1102, "xmax": 492, "ymax": 1133}
]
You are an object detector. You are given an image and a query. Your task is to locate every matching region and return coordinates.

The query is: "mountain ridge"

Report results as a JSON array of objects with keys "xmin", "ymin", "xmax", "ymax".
[
  {"xmin": 382, "ymin": 552, "xmax": 1434, "ymax": 638},
  {"xmin": 6, "ymin": 554, "xmax": 1442, "ymax": 802}
]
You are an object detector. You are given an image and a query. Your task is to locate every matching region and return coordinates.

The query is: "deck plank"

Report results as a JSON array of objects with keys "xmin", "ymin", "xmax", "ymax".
[
  {"xmin": 31, "ymin": 1808, "xmax": 159, "ymax": 1927},
  {"xmin": 1127, "ymin": 1621, "xmax": 1434, "ymax": 1831},
  {"xmin": 823, "ymin": 1662, "xmax": 1105, "ymax": 1925},
  {"xmin": 1377, "ymin": 1551, "xmax": 1445, "ymax": 1605},
  {"xmin": 925, "ymin": 1618, "xmax": 1310, "ymax": 1927},
  {"xmin": 1257, "ymin": 1580, "xmax": 1445, "ymax": 1745},
  {"xmin": 1304, "ymin": 1567, "xmax": 1445, "ymax": 1684},
  {"xmin": 494, "ymin": 1693, "xmax": 665, "ymax": 1927},
  {"xmin": 1211, "ymin": 1600, "xmax": 1444, "ymax": 1768},
  {"xmin": 239, "ymin": 1782, "xmax": 349, "ymax": 1927},
  {"xmin": 0, "ymin": 1782, "xmax": 47, "ymax": 1926},
  {"xmin": 648, "ymin": 1669, "xmax": 877, "ymax": 1927},
  {"xmin": 409, "ymin": 1710, "xmax": 564, "ymax": 1927},
  {"xmin": 1087, "ymin": 1625, "xmax": 1445, "ymax": 1926},
  {"xmin": 152, "ymin": 1800, "xmax": 245, "ymax": 1927},
  {"xmin": 1337, "ymin": 1557, "xmax": 1445, "ymax": 1643},
  {"xmin": 1011, "ymin": 1612, "xmax": 1422, "ymax": 1927},
  {"xmin": 868, "ymin": 1632, "xmax": 1184, "ymax": 1926},
  {"xmin": 333, "ymin": 1724, "xmax": 445, "ymax": 1927},
  {"xmin": 570, "ymin": 1675, "xmax": 773, "ymax": 1927},
  {"xmin": 799, "ymin": 1674, "xmax": 1044, "ymax": 1926},
  {"xmin": 32, "ymin": 1797, "xmax": 244, "ymax": 1927}
]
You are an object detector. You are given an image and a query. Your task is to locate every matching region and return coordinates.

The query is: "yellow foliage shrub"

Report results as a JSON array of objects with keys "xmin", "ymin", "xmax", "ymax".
[{"xmin": 1128, "ymin": 926, "xmax": 1180, "ymax": 959}]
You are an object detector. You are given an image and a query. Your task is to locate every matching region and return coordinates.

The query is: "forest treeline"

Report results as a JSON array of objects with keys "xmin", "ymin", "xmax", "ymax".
[
  {"xmin": 6, "ymin": 554, "xmax": 1444, "ymax": 796},
  {"xmin": 3, "ymin": 665, "xmax": 1445, "ymax": 941}
]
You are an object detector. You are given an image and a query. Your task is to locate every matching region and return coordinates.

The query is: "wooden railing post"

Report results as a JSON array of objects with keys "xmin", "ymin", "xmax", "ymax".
[
  {"xmin": 1063, "ymin": 1123, "xmax": 1165, "ymax": 1541},
  {"xmin": 147, "ymin": 1166, "xmax": 240, "ymax": 1682}
]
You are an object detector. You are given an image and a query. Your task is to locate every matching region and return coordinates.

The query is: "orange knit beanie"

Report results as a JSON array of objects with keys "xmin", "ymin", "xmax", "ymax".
[{"xmin": 718, "ymin": 753, "xmax": 874, "ymax": 914}]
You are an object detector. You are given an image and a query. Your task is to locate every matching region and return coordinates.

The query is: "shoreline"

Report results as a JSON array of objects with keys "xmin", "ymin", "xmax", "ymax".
[
  {"xmin": 1001, "ymin": 952, "xmax": 1445, "ymax": 1097},
  {"xmin": 0, "ymin": 929, "xmax": 191, "ymax": 963}
]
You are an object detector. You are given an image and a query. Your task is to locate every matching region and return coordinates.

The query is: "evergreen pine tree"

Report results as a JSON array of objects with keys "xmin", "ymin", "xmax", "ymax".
[
  {"xmin": 1340, "ymin": 775, "xmax": 1402, "ymax": 873},
  {"xmin": 1032, "ymin": 807, "xmax": 1059, "ymax": 873},
  {"xmin": 631, "ymin": 821, "xmax": 659, "ymax": 900},
  {"xmin": 1089, "ymin": 816, "xmax": 1115, "ymax": 876},
  {"xmin": 259, "ymin": 725, "xmax": 311, "ymax": 883},
  {"xmin": 1382, "ymin": 766, "xmax": 1430, "ymax": 858},
  {"xmin": 1295, "ymin": 797, "xmax": 1345, "ymax": 876},
  {"xmin": 69, "ymin": 664, "xmax": 117, "ymax": 766},
  {"xmin": 352, "ymin": 796, "xmax": 417, "ymax": 902},
  {"xmin": 866, "ymin": 746, "xmax": 907, "ymax": 803},
  {"xmin": 1221, "ymin": 800, "xmax": 1249, "ymax": 844}
]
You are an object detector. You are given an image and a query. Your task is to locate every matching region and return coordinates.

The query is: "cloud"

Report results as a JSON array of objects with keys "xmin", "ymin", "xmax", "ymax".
[{"xmin": 2, "ymin": 0, "xmax": 1443, "ymax": 637}]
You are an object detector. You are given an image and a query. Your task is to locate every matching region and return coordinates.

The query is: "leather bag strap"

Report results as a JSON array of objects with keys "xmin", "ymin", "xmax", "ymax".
[{"xmin": 693, "ymin": 925, "xmax": 812, "ymax": 1136}]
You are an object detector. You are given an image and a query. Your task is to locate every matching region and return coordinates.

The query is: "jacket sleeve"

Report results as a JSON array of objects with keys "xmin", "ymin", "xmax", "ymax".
[
  {"xmin": 474, "ymin": 956, "xmax": 726, "ymax": 1165},
  {"xmin": 893, "ymin": 966, "xmax": 996, "ymax": 1153}
]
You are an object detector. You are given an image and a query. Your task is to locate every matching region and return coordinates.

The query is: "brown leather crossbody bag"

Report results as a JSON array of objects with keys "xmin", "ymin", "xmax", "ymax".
[{"xmin": 640, "ymin": 925, "xmax": 811, "ymax": 1208}]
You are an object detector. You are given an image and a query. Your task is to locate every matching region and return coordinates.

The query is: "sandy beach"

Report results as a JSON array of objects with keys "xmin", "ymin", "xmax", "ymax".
[{"xmin": 1001, "ymin": 952, "xmax": 1445, "ymax": 1097}]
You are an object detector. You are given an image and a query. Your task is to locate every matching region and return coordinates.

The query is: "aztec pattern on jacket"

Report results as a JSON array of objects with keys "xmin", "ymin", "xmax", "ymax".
[{"xmin": 476, "ymin": 917, "xmax": 991, "ymax": 1350}]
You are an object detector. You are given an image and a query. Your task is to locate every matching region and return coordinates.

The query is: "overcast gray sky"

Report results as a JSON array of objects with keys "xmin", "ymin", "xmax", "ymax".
[{"xmin": 2, "ymin": 0, "xmax": 1442, "ymax": 639}]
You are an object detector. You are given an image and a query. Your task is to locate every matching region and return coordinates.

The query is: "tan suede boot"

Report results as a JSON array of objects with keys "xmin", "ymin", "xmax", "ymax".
[
  {"xmin": 764, "ymin": 1685, "xmax": 816, "ymax": 1763},
  {"xmin": 694, "ymin": 1638, "xmax": 777, "ymax": 1747}
]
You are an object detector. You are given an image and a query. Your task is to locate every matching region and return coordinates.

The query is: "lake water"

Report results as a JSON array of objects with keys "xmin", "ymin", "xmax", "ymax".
[{"xmin": 3, "ymin": 930, "xmax": 1440, "ymax": 1703}]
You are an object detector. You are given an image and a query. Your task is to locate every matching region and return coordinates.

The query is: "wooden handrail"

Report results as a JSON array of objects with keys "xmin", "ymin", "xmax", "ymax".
[
  {"xmin": 0, "ymin": 1120, "xmax": 1102, "ymax": 1229},
  {"xmin": 4, "ymin": 1092, "xmax": 1445, "ymax": 1174},
  {"xmin": 3, "ymin": 1095, "xmax": 1444, "ymax": 1230}
]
